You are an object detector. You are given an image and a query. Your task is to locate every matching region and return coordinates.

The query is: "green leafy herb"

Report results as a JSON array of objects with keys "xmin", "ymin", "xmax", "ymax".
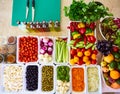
[{"xmin": 64, "ymin": 0, "xmax": 113, "ymax": 23}]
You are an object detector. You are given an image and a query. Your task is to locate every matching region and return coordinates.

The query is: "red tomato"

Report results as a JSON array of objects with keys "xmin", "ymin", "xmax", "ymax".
[
  {"xmin": 81, "ymin": 48, "xmax": 85, "ymax": 53},
  {"xmin": 87, "ymin": 48, "xmax": 92, "ymax": 53},
  {"xmin": 92, "ymin": 50, "xmax": 98, "ymax": 54},
  {"xmin": 91, "ymin": 60, "xmax": 97, "ymax": 64},
  {"xmin": 112, "ymin": 46, "xmax": 119, "ymax": 52},
  {"xmin": 77, "ymin": 59, "xmax": 84, "ymax": 65},
  {"xmin": 70, "ymin": 49, "xmax": 77, "ymax": 56},
  {"xmin": 76, "ymin": 48, "xmax": 81, "ymax": 52}
]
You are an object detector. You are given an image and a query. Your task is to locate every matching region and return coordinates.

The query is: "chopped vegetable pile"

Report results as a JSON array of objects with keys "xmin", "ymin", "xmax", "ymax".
[
  {"xmin": 55, "ymin": 38, "xmax": 69, "ymax": 63},
  {"xmin": 39, "ymin": 37, "xmax": 53, "ymax": 63},
  {"xmin": 72, "ymin": 68, "xmax": 85, "ymax": 92},
  {"xmin": 56, "ymin": 66, "xmax": 70, "ymax": 94},
  {"xmin": 42, "ymin": 66, "xmax": 54, "ymax": 91},
  {"xmin": 26, "ymin": 65, "xmax": 38, "ymax": 91},
  {"xmin": 87, "ymin": 67, "xmax": 99, "ymax": 92},
  {"xmin": 57, "ymin": 66, "xmax": 70, "ymax": 82}
]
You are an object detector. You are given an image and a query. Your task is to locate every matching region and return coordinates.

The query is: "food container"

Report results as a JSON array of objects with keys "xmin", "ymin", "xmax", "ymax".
[
  {"xmin": 7, "ymin": 36, "xmax": 17, "ymax": 45},
  {"xmin": 99, "ymin": 16, "xmax": 120, "ymax": 47},
  {"xmin": 54, "ymin": 36, "xmax": 69, "ymax": 65},
  {"xmin": 0, "ymin": 45, "xmax": 8, "ymax": 55},
  {"xmin": 101, "ymin": 52, "xmax": 120, "ymax": 90},
  {"xmin": 0, "ymin": 54, "xmax": 4, "ymax": 63},
  {"xmin": 71, "ymin": 65, "xmax": 86, "ymax": 94},
  {"xmin": 40, "ymin": 64, "xmax": 55, "ymax": 94},
  {"xmin": 24, "ymin": 64, "xmax": 40, "ymax": 92},
  {"xmin": 6, "ymin": 53, "xmax": 16, "ymax": 64},
  {"xmin": 0, "ymin": 36, "xmax": 7, "ymax": 45},
  {"xmin": 55, "ymin": 65, "xmax": 71, "ymax": 94},
  {"xmin": 17, "ymin": 36, "xmax": 39, "ymax": 63},
  {"xmin": 39, "ymin": 37, "xmax": 54, "ymax": 64},
  {"xmin": 7, "ymin": 44, "xmax": 16, "ymax": 54},
  {"xmin": 68, "ymin": 21, "xmax": 97, "ymax": 66},
  {"xmin": 0, "ymin": 64, "xmax": 2, "ymax": 88},
  {"xmin": 1, "ymin": 64, "xmax": 24, "ymax": 93},
  {"xmin": 102, "ymin": 73, "xmax": 120, "ymax": 92},
  {"xmin": 86, "ymin": 65, "xmax": 102, "ymax": 94}
]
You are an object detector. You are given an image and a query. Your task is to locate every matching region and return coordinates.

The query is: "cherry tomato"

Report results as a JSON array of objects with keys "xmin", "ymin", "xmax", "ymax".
[
  {"xmin": 112, "ymin": 46, "xmax": 119, "ymax": 52},
  {"xmin": 91, "ymin": 60, "xmax": 97, "ymax": 64},
  {"xmin": 76, "ymin": 48, "xmax": 81, "ymax": 52},
  {"xmin": 70, "ymin": 49, "xmax": 77, "ymax": 56},
  {"xmin": 87, "ymin": 48, "xmax": 92, "ymax": 53},
  {"xmin": 92, "ymin": 50, "xmax": 98, "ymax": 54},
  {"xmin": 77, "ymin": 59, "xmax": 84, "ymax": 65},
  {"xmin": 81, "ymin": 48, "xmax": 85, "ymax": 53}
]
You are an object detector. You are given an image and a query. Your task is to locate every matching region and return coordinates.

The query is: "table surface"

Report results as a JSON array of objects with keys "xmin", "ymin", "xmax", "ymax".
[{"xmin": 0, "ymin": 0, "xmax": 120, "ymax": 93}]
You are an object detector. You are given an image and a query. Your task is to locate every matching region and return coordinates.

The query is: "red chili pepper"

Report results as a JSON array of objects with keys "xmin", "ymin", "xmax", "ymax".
[
  {"xmin": 73, "ymin": 38, "xmax": 82, "ymax": 47},
  {"xmin": 84, "ymin": 36, "xmax": 87, "ymax": 45}
]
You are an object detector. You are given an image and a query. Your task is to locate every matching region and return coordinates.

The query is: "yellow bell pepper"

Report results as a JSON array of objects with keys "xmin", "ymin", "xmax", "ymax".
[
  {"xmin": 73, "ymin": 34, "xmax": 81, "ymax": 39},
  {"xmin": 85, "ymin": 32, "xmax": 94, "ymax": 36},
  {"xmin": 78, "ymin": 22, "xmax": 85, "ymax": 28}
]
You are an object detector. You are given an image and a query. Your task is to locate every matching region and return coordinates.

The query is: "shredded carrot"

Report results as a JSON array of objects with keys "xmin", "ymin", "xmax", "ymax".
[{"xmin": 72, "ymin": 68, "xmax": 84, "ymax": 92}]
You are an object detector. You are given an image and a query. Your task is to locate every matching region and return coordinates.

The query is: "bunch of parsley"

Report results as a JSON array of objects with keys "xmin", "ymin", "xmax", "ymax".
[{"xmin": 64, "ymin": 0, "xmax": 113, "ymax": 23}]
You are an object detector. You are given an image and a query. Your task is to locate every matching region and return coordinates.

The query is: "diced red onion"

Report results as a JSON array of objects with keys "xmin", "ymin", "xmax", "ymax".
[
  {"xmin": 48, "ymin": 51, "xmax": 52, "ymax": 55},
  {"xmin": 40, "ymin": 49, "xmax": 45, "ymax": 54},
  {"xmin": 48, "ymin": 41, "xmax": 53, "ymax": 46},
  {"xmin": 42, "ymin": 46, "xmax": 47, "ymax": 51},
  {"xmin": 42, "ymin": 37, "xmax": 49, "ymax": 43},
  {"xmin": 48, "ymin": 47, "xmax": 53, "ymax": 52}
]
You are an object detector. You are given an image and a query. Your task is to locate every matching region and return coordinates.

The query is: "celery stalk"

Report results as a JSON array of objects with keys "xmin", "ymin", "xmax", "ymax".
[
  {"xmin": 55, "ymin": 40, "xmax": 58, "ymax": 61},
  {"xmin": 63, "ymin": 41, "xmax": 66, "ymax": 62},
  {"xmin": 65, "ymin": 44, "xmax": 69, "ymax": 62},
  {"xmin": 58, "ymin": 41, "xmax": 65, "ymax": 62}
]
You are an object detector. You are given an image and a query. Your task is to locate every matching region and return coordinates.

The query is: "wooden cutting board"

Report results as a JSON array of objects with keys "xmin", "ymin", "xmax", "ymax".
[{"xmin": 12, "ymin": 0, "xmax": 61, "ymax": 26}]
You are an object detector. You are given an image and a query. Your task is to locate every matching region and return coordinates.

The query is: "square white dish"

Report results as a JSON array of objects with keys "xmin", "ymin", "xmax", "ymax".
[
  {"xmin": 86, "ymin": 65, "xmax": 102, "ymax": 94},
  {"xmin": 39, "ymin": 64, "xmax": 55, "ymax": 94},
  {"xmin": 16, "ymin": 36, "xmax": 39, "ymax": 64},
  {"xmin": 39, "ymin": 36, "xmax": 54, "ymax": 65},
  {"xmin": 71, "ymin": 65, "xmax": 86, "ymax": 94}
]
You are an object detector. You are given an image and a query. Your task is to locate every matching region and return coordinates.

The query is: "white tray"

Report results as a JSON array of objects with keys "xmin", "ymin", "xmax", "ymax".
[
  {"xmin": 39, "ymin": 64, "xmax": 55, "ymax": 94},
  {"xmin": 86, "ymin": 65, "xmax": 102, "ymax": 94},
  {"xmin": 16, "ymin": 36, "xmax": 39, "ymax": 64},
  {"xmin": 54, "ymin": 36, "xmax": 69, "ymax": 65},
  {"xmin": 39, "ymin": 36, "xmax": 54, "ymax": 65},
  {"xmin": 55, "ymin": 65, "xmax": 71, "ymax": 94},
  {"xmin": 1, "ymin": 64, "xmax": 24, "ymax": 93},
  {"xmin": 24, "ymin": 63, "xmax": 40, "ymax": 93},
  {"xmin": 71, "ymin": 65, "xmax": 86, "ymax": 94}
]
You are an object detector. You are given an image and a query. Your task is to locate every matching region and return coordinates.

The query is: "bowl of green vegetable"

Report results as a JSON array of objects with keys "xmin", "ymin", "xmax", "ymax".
[{"xmin": 99, "ymin": 16, "xmax": 120, "ymax": 47}]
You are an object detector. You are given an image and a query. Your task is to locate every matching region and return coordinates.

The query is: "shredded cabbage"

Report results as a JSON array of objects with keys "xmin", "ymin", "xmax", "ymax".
[{"xmin": 87, "ymin": 67, "xmax": 99, "ymax": 92}]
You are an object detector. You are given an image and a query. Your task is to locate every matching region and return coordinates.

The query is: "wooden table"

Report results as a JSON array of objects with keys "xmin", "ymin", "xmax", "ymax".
[{"xmin": 0, "ymin": 0, "xmax": 120, "ymax": 93}]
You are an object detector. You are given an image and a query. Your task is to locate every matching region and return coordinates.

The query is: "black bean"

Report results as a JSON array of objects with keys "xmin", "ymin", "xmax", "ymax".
[{"xmin": 26, "ymin": 65, "xmax": 38, "ymax": 91}]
